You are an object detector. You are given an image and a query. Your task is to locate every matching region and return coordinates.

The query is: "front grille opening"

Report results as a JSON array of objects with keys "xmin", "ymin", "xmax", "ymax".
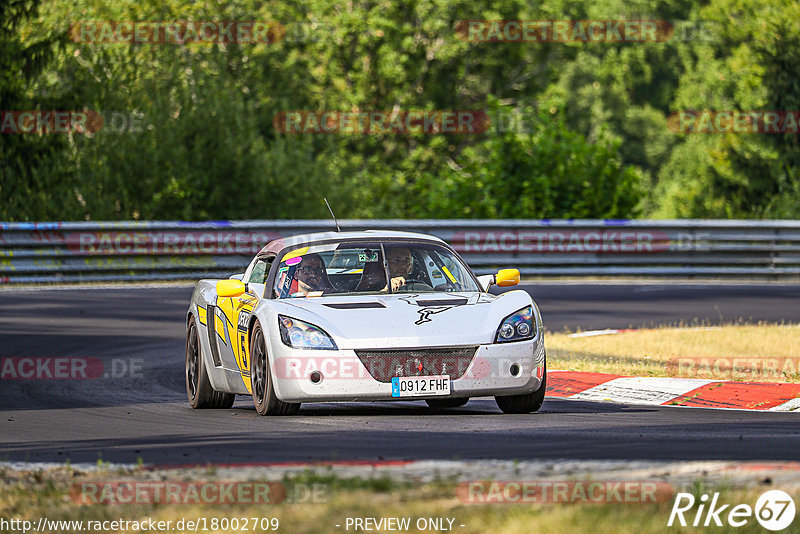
[{"xmin": 354, "ymin": 347, "xmax": 478, "ymax": 383}]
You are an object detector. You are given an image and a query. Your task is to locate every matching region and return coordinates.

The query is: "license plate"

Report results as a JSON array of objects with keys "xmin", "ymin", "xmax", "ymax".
[{"xmin": 391, "ymin": 375, "xmax": 451, "ymax": 397}]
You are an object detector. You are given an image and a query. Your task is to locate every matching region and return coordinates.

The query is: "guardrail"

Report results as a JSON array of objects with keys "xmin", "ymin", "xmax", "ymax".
[{"xmin": 1, "ymin": 219, "xmax": 799, "ymax": 283}]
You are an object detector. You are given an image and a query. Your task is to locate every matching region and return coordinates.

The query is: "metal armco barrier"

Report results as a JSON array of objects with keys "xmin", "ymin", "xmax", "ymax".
[{"xmin": 1, "ymin": 219, "xmax": 799, "ymax": 283}]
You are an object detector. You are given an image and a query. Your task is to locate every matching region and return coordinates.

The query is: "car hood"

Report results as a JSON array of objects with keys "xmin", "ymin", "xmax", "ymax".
[{"xmin": 268, "ymin": 291, "xmax": 533, "ymax": 349}]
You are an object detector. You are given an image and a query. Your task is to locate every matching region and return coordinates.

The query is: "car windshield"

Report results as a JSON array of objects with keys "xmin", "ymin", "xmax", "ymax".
[{"xmin": 273, "ymin": 241, "xmax": 479, "ymax": 298}]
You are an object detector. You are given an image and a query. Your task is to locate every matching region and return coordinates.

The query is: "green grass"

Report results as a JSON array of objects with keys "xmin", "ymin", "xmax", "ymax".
[{"xmin": 1, "ymin": 468, "xmax": 797, "ymax": 534}]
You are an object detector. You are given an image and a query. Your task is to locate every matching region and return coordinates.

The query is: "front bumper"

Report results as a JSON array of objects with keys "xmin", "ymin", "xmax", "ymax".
[{"xmin": 267, "ymin": 337, "xmax": 546, "ymax": 403}]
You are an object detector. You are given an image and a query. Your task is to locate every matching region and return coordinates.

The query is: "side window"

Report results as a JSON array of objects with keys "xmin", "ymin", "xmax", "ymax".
[
  {"xmin": 263, "ymin": 256, "xmax": 275, "ymax": 284},
  {"xmin": 248, "ymin": 257, "xmax": 273, "ymax": 284}
]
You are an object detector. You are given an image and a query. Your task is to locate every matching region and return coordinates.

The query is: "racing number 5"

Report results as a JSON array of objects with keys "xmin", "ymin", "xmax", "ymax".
[{"xmin": 240, "ymin": 333, "xmax": 248, "ymax": 369}]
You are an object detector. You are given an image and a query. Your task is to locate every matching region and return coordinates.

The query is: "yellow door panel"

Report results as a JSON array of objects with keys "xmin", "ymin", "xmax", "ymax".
[{"xmin": 218, "ymin": 292, "xmax": 260, "ymax": 382}]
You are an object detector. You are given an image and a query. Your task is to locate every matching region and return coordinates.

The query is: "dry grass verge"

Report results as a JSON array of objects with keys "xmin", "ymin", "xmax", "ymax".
[{"xmin": 547, "ymin": 324, "xmax": 800, "ymax": 382}]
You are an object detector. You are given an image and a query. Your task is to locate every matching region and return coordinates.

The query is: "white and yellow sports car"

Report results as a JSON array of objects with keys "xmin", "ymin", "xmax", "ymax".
[{"xmin": 185, "ymin": 230, "xmax": 546, "ymax": 415}]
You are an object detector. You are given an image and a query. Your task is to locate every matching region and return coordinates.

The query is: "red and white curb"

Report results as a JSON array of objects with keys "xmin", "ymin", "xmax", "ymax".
[{"xmin": 548, "ymin": 371, "xmax": 800, "ymax": 411}]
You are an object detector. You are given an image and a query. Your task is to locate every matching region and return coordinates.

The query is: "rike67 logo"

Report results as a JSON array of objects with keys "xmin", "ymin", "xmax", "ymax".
[{"xmin": 668, "ymin": 490, "xmax": 796, "ymax": 530}]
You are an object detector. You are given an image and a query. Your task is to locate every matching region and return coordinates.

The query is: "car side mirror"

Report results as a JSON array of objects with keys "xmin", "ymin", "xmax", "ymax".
[
  {"xmin": 229, "ymin": 273, "xmax": 244, "ymax": 280},
  {"xmin": 495, "ymin": 268, "xmax": 520, "ymax": 287},
  {"xmin": 477, "ymin": 269, "xmax": 519, "ymax": 291},
  {"xmin": 217, "ymin": 279, "xmax": 246, "ymax": 298}
]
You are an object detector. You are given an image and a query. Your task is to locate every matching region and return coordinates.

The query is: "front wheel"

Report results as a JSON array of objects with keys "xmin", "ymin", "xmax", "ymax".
[
  {"xmin": 185, "ymin": 316, "xmax": 235, "ymax": 409},
  {"xmin": 495, "ymin": 366, "xmax": 546, "ymax": 414},
  {"xmin": 250, "ymin": 321, "xmax": 300, "ymax": 416}
]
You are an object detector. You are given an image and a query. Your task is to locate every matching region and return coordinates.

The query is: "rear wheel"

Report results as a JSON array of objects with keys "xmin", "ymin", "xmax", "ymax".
[
  {"xmin": 185, "ymin": 316, "xmax": 235, "ymax": 409},
  {"xmin": 425, "ymin": 398, "xmax": 469, "ymax": 409},
  {"xmin": 250, "ymin": 321, "xmax": 300, "ymax": 416},
  {"xmin": 495, "ymin": 366, "xmax": 547, "ymax": 414}
]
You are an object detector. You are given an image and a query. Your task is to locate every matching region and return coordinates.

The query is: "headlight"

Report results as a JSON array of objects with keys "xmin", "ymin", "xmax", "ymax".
[
  {"xmin": 278, "ymin": 315, "xmax": 337, "ymax": 350},
  {"xmin": 494, "ymin": 306, "xmax": 535, "ymax": 343}
]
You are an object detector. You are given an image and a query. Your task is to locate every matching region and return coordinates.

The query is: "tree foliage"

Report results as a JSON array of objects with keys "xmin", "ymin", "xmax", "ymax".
[{"xmin": 1, "ymin": 0, "xmax": 798, "ymax": 221}]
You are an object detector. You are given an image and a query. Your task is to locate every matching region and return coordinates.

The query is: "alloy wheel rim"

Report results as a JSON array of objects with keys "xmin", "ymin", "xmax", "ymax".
[
  {"xmin": 253, "ymin": 329, "xmax": 266, "ymax": 403},
  {"xmin": 187, "ymin": 324, "xmax": 198, "ymax": 399}
]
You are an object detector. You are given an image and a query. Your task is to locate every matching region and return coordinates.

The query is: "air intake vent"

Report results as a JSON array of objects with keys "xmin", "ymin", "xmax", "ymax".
[
  {"xmin": 415, "ymin": 298, "xmax": 468, "ymax": 307},
  {"xmin": 323, "ymin": 302, "xmax": 386, "ymax": 309},
  {"xmin": 205, "ymin": 305, "xmax": 222, "ymax": 367}
]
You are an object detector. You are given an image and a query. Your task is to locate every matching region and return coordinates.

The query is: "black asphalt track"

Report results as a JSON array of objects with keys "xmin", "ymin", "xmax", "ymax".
[{"xmin": 1, "ymin": 283, "xmax": 798, "ymax": 465}]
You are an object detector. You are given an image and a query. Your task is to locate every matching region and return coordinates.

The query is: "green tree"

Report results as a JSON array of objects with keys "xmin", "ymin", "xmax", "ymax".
[
  {"xmin": 0, "ymin": 0, "xmax": 77, "ymax": 221},
  {"xmin": 654, "ymin": 0, "xmax": 800, "ymax": 217},
  {"xmin": 412, "ymin": 100, "xmax": 643, "ymax": 218}
]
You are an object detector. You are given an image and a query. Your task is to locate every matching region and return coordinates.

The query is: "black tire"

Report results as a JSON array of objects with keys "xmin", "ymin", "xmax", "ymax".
[
  {"xmin": 495, "ymin": 366, "xmax": 547, "ymax": 414},
  {"xmin": 425, "ymin": 398, "xmax": 469, "ymax": 409},
  {"xmin": 250, "ymin": 321, "xmax": 300, "ymax": 416},
  {"xmin": 185, "ymin": 316, "xmax": 235, "ymax": 409}
]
